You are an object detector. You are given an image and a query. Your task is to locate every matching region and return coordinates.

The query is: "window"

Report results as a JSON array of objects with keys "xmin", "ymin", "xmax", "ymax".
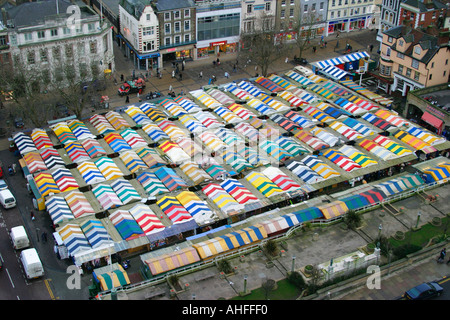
[
  {"xmin": 27, "ymin": 51, "xmax": 35, "ymax": 64},
  {"xmin": 63, "ymin": 27, "xmax": 71, "ymax": 35},
  {"xmin": 164, "ymin": 12, "xmax": 170, "ymax": 21},
  {"xmin": 397, "ymin": 52, "xmax": 404, "ymax": 59},
  {"xmin": 414, "ymin": 71, "xmax": 420, "ymax": 81},
  {"xmin": 184, "ymin": 34, "xmax": 190, "ymax": 42},
  {"xmin": 445, "ymin": 59, "xmax": 448, "ymax": 65},
  {"xmin": 247, "ymin": 4, "xmax": 252, "ymax": 13},
  {"xmin": 143, "ymin": 26, "xmax": 154, "ymax": 36},
  {"xmin": 165, "ymin": 37, "xmax": 171, "ymax": 46},
  {"xmin": 37, "ymin": 31, "xmax": 45, "ymax": 39},
  {"xmin": 165, "ymin": 23, "xmax": 171, "ymax": 34},
  {"xmin": 406, "ymin": 68, "xmax": 411, "ymax": 77},
  {"xmin": 429, "ymin": 74, "xmax": 432, "ymax": 80},
  {"xmin": 174, "ymin": 21, "xmax": 181, "ymax": 33},
  {"xmin": 281, "ymin": 9, "xmax": 285, "ymax": 18},
  {"xmin": 184, "ymin": 9, "xmax": 190, "ymax": 18},
  {"xmin": 40, "ymin": 49, "xmax": 48, "ymax": 62},
  {"xmin": 398, "ymin": 65, "xmax": 403, "ymax": 74},
  {"xmin": 184, "ymin": 20, "xmax": 190, "ymax": 31},
  {"xmin": 146, "ymin": 14, "xmax": 151, "ymax": 21},
  {"xmin": 78, "ymin": 43, "xmax": 85, "ymax": 56},
  {"xmin": 281, "ymin": 0, "xmax": 286, "ymax": 5},
  {"xmin": 320, "ymin": 2, "xmax": 324, "ymax": 9},
  {"xmin": 53, "ymin": 46, "xmax": 61, "ymax": 60},
  {"xmin": 414, "ymin": 46, "xmax": 421, "ymax": 55},
  {"xmin": 65, "ymin": 44, "xmax": 73, "ymax": 58},
  {"xmin": 174, "ymin": 35, "xmax": 181, "ymax": 44},
  {"xmin": 411, "ymin": 59, "xmax": 419, "ymax": 69},
  {"xmin": 312, "ymin": 4, "xmax": 316, "ymax": 11},
  {"xmin": 290, "ymin": 0, "xmax": 294, "ymax": 4},
  {"xmin": 388, "ymin": 36, "xmax": 393, "ymax": 43},
  {"xmin": 399, "ymin": 40, "xmax": 404, "ymax": 46},
  {"xmin": 89, "ymin": 40, "xmax": 97, "ymax": 54},
  {"xmin": 88, "ymin": 23, "xmax": 95, "ymax": 31},
  {"xmin": 421, "ymin": 14, "xmax": 425, "ymax": 21},
  {"xmin": 338, "ymin": 0, "xmax": 342, "ymax": 5},
  {"xmin": 444, "ymin": 71, "xmax": 447, "ymax": 77},
  {"xmin": 289, "ymin": 8, "xmax": 294, "ymax": 17},
  {"xmin": 431, "ymin": 62, "xmax": 434, "ymax": 68},
  {"xmin": 265, "ymin": 2, "xmax": 271, "ymax": 11},
  {"xmin": 24, "ymin": 33, "xmax": 33, "ymax": 41},
  {"xmin": 304, "ymin": 4, "xmax": 308, "ymax": 12},
  {"xmin": 332, "ymin": 0, "xmax": 336, "ymax": 6},
  {"xmin": 331, "ymin": 11, "xmax": 334, "ymax": 18},
  {"xmin": 337, "ymin": 10, "xmax": 341, "ymax": 17},
  {"xmin": 51, "ymin": 28, "xmax": 58, "ymax": 37},
  {"xmin": 386, "ymin": 47, "xmax": 391, "ymax": 56},
  {"xmin": 174, "ymin": 11, "xmax": 180, "ymax": 19}
]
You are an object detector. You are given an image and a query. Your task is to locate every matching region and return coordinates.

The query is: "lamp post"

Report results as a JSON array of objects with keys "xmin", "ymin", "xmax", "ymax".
[
  {"xmin": 415, "ymin": 211, "xmax": 421, "ymax": 229},
  {"xmin": 291, "ymin": 255, "xmax": 296, "ymax": 273},
  {"xmin": 378, "ymin": 223, "xmax": 382, "ymax": 240}
]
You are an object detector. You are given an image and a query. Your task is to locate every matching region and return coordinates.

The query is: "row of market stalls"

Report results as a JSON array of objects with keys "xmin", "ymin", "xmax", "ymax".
[{"xmin": 12, "ymin": 57, "xmax": 450, "ymax": 277}]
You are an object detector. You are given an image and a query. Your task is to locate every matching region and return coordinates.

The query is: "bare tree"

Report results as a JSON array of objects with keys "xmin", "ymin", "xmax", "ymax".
[{"xmin": 292, "ymin": 11, "xmax": 323, "ymax": 60}]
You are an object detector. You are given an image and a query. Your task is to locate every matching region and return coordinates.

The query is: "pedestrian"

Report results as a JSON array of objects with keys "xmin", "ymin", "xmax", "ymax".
[
  {"xmin": 181, "ymin": 89, "xmax": 184, "ymax": 96},
  {"xmin": 179, "ymin": 73, "xmax": 182, "ymax": 81},
  {"xmin": 233, "ymin": 64, "xmax": 237, "ymax": 72},
  {"xmin": 313, "ymin": 46, "xmax": 316, "ymax": 53},
  {"xmin": 224, "ymin": 71, "xmax": 229, "ymax": 79},
  {"xmin": 172, "ymin": 70, "xmax": 175, "ymax": 78},
  {"xmin": 324, "ymin": 41, "xmax": 327, "ymax": 48},
  {"xmin": 120, "ymin": 74, "xmax": 124, "ymax": 82},
  {"xmin": 30, "ymin": 210, "xmax": 35, "ymax": 221},
  {"xmin": 125, "ymin": 95, "xmax": 129, "ymax": 103},
  {"xmin": 169, "ymin": 84, "xmax": 173, "ymax": 92},
  {"xmin": 213, "ymin": 60, "xmax": 216, "ymax": 67},
  {"xmin": 182, "ymin": 60, "xmax": 185, "ymax": 68},
  {"xmin": 285, "ymin": 57, "xmax": 289, "ymax": 63},
  {"xmin": 217, "ymin": 58, "xmax": 220, "ymax": 66},
  {"xmin": 42, "ymin": 232, "xmax": 47, "ymax": 243},
  {"xmin": 370, "ymin": 44, "xmax": 374, "ymax": 52},
  {"xmin": 182, "ymin": 63, "xmax": 184, "ymax": 71},
  {"xmin": 199, "ymin": 71, "xmax": 203, "ymax": 78}
]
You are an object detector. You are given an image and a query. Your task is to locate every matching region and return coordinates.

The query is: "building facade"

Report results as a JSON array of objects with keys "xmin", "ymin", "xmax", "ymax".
[
  {"xmin": 378, "ymin": 25, "xmax": 450, "ymax": 96},
  {"xmin": 3, "ymin": 0, "xmax": 114, "ymax": 85},
  {"xmin": 154, "ymin": 0, "xmax": 196, "ymax": 65},
  {"xmin": 399, "ymin": 0, "xmax": 447, "ymax": 29},
  {"xmin": 377, "ymin": 0, "xmax": 402, "ymax": 43},
  {"xmin": 241, "ymin": 0, "xmax": 275, "ymax": 33},
  {"xmin": 326, "ymin": 0, "xmax": 376, "ymax": 36}
]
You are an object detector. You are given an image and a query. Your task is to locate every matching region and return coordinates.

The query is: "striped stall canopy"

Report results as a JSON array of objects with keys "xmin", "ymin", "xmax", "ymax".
[
  {"xmin": 284, "ymin": 110, "xmax": 315, "ymax": 128},
  {"xmin": 347, "ymin": 95, "xmax": 378, "ymax": 111},
  {"xmin": 316, "ymin": 102, "xmax": 349, "ymax": 120},
  {"xmin": 329, "ymin": 121, "xmax": 364, "ymax": 141},
  {"xmin": 198, "ymin": 131, "xmax": 226, "ymax": 152},
  {"xmin": 310, "ymin": 126, "xmax": 340, "ymax": 147},
  {"xmin": 155, "ymin": 167, "xmax": 188, "ymax": 191},
  {"xmin": 393, "ymin": 130, "xmax": 437, "ymax": 153},
  {"xmin": 120, "ymin": 129, "xmax": 148, "ymax": 149},
  {"xmin": 246, "ymin": 98, "xmax": 277, "ymax": 115},
  {"xmin": 307, "ymin": 74, "xmax": 326, "ymax": 83},
  {"xmin": 174, "ymin": 96, "xmax": 203, "ymax": 113},
  {"xmin": 295, "ymin": 130, "xmax": 329, "ymax": 150},
  {"xmin": 313, "ymin": 56, "xmax": 345, "ymax": 69},
  {"xmin": 104, "ymin": 132, "xmax": 132, "ymax": 152},
  {"xmin": 309, "ymin": 84, "xmax": 335, "ymax": 99},
  {"xmin": 374, "ymin": 178, "xmax": 410, "ymax": 196},
  {"xmin": 92, "ymin": 184, "xmax": 123, "ymax": 210},
  {"xmin": 362, "ymin": 113, "xmax": 394, "ymax": 131},
  {"xmin": 77, "ymin": 161, "xmax": 105, "ymax": 185},
  {"xmin": 221, "ymin": 151, "xmax": 253, "ymax": 173},
  {"xmin": 342, "ymin": 118, "xmax": 376, "ymax": 136},
  {"xmin": 81, "ymin": 138, "xmax": 107, "ymax": 159},
  {"xmin": 334, "ymin": 97, "xmax": 367, "ymax": 116},
  {"xmin": 51, "ymin": 122, "xmax": 77, "ymax": 145},
  {"xmin": 67, "ymin": 120, "xmax": 96, "ymax": 140},
  {"xmin": 270, "ymin": 114, "xmax": 302, "ymax": 132},
  {"xmin": 202, "ymin": 183, "xmax": 244, "ymax": 214},
  {"xmin": 145, "ymin": 247, "xmax": 201, "ymax": 276},
  {"xmin": 111, "ymin": 179, "xmax": 142, "ymax": 205},
  {"xmin": 358, "ymin": 188, "xmax": 387, "ymax": 204},
  {"xmin": 285, "ymin": 70, "xmax": 314, "ymax": 86},
  {"xmin": 34, "ymin": 172, "xmax": 60, "ymax": 197},
  {"xmin": 179, "ymin": 114, "xmax": 207, "ymax": 134},
  {"xmin": 105, "ymin": 111, "xmax": 130, "ymax": 130},
  {"xmin": 237, "ymin": 80, "xmax": 265, "ymax": 97},
  {"xmin": 292, "ymin": 206, "xmax": 324, "ymax": 222},
  {"xmin": 58, "ymin": 223, "xmax": 91, "ymax": 256},
  {"xmin": 226, "ymin": 103, "xmax": 257, "ymax": 120},
  {"xmin": 375, "ymin": 110, "xmax": 409, "ymax": 127},
  {"xmin": 288, "ymin": 87, "xmax": 316, "ymax": 103},
  {"xmin": 159, "ymin": 140, "xmax": 191, "ymax": 163},
  {"xmin": 258, "ymin": 93, "xmax": 291, "ymax": 112},
  {"xmin": 339, "ymin": 145, "xmax": 378, "ymax": 167},
  {"xmin": 193, "ymin": 111, "xmax": 223, "ymax": 129},
  {"xmin": 207, "ymin": 88, "xmax": 235, "ymax": 105},
  {"xmin": 125, "ymin": 105, "xmax": 152, "ymax": 125},
  {"xmin": 245, "ymin": 172, "xmax": 284, "ymax": 197},
  {"xmin": 109, "ymin": 209, "xmax": 144, "ymax": 241},
  {"xmin": 89, "ymin": 114, "xmax": 115, "ymax": 134},
  {"xmin": 65, "ymin": 140, "xmax": 91, "ymax": 163},
  {"xmin": 301, "ymin": 155, "xmax": 340, "ymax": 180},
  {"xmin": 157, "ymin": 196, "xmax": 194, "ymax": 224},
  {"xmin": 175, "ymin": 137, "xmax": 202, "ymax": 158},
  {"xmin": 423, "ymin": 165, "xmax": 450, "ymax": 182},
  {"xmin": 260, "ymin": 213, "xmax": 300, "ymax": 235},
  {"xmin": 322, "ymin": 149, "xmax": 362, "ymax": 172},
  {"xmin": 320, "ymin": 65, "xmax": 350, "ymax": 81},
  {"xmin": 52, "ymin": 168, "xmax": 79, "ymax": 192},
  {"xmin": 139, "ymin": 103, "xmax": 167, "ymax": 122},
  {"xmin": 160, "ymin": 98, "xmax": 188, "ymax": 117},
  {"xmin": 141, "ymin": 123, "xmax": 169, "ymax": 142},
  {"xmin": 80, "ymin": 219, "xmax": 114, "ymax": 249},
  {"xmin": 223, "ymin": 83, "xmax": 254, "ymax": 100},
  {"xmin": 395, "ymin": 173, "xmax": 425, "ymax": 189},
  {"xmin": 321, "ymin": 82, "xmax": 350, "ymax": 96},
  {"xmin": 213, "ymin": 106, "xmax": 242, "ymax": 123},
  {"xmin": 406, "ymin": 126, "xmax": 446, "ymax": 146},
  {"xmin": 136, "ymin": 171, "xmax": 169, "ymax": 196},
  {"xmin": 180, "ymin": 161, "xmax": 211, "ymax": 185},
  {"xmin": 302, "ymin": 106, "xmax": 334, "ymax": 123},
  {"xmin": 278, "ymin": 90, "xmax": 305, "ymax": 107},
  {"xmin": 234, "ymin": 122, "xmax": 260, "ymax": 141},
  {"xmin": 359, "ymin": 139, "xmax": 399, "ymax": 161},
  {"xmin": 342, "ymin": 51, "xmax": 370, "ymax": 62},
  {"xmin": 317, "ymin": 200, "xmax": 349, "ymax": 220},
  {"xmin": 262, "ymin": 166, "xmax": 301, "ymax": 191},
  {"xmin": 275, "ymin": 136, "xmax": 308, "ymax": 157},
  {"xmin": 285, "ymin": 160, "xmax": 324, "ymax": 184},
  {"xmin": 13, "ymin": 132, "xmax": 38, "ymax": 156},
  {"xmin": 128, "ymin": 204, "xmax": 165, "ymax": 235},
  {"xmin": 64, "ymin": 190, "xmax": 95, "ymax": 219},
  {"xmin": 95, "ymin": 157, "xmax": 124, "ymax": 181},
  {"xmin": 205, "ymin": 163, "xmax": 228, "ymax": 180},
  {"xmin": 255, "ymin": 76, "xmax": 285, "ymax": 93},
  {"xmin": 176, "ymin": 191, "xmax": 215, "ymax": 224},
  {"xmin": 135, "ymin": 146, "xmax": 166, "ymax": 168},
  {"xmin": 157, "ymin": 119, "xmax": 188, "ymax": 140},
  {"xmin": 46, "ymin": 195, "xmax": 74, "ymax": 224},
  {"xmin": 40, "ymin": 148, "xmax": 65, "ymax": 169},
  {"xmin": 267, "ymin": 74, "xmax": 295, "ymax": 89},
  {"xmin": 192, "ymin": 224, "xmax": 267, "ymax": 259},
  {"xmin": 190, "ymin": 89, "xmax": 223, "ymax": 108},
  {"xmin": 24, "ymin": 152, "xmax": 47, "ymax": 174},
  {"xmin": 30, "ymin": 129, "xmax": 53, "ymax": 150},
  {"xmin": 259, "ymin": 140, "xmax": 293, "ymax": 162},
  {"xmin": 340, "ymin": 194, "xmax": 370, "ymax": 211},
  {"xmin": 220, "ymin": 178, "xmax": 258, "ymax": 204},
  {"xmin": 119, "ymin": 150, "xmax": 148, "ymax": 173}
]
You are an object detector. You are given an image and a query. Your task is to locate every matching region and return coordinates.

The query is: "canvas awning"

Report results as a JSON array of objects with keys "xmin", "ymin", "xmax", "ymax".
[
  {"xmin": 145, "ymin": 247, "xmax": 201, "ymax": 276},
  {"xmin": 40, "ymin": 148, "xmax": 65, "ymax": 170},
  {"xmin": 317, "ymin": 200, "xmax": 349, "ymax": 220},
  {"xmin": 136, "ymin": 171, "xmax": 169, "ymax": 196}
]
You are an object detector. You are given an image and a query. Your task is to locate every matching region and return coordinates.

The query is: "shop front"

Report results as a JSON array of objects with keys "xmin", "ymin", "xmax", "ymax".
[
  {"xmin": 159, "ymin": 43, "xmax": 195, "ymax": 65},
  {"xmin": 349, "ymin": 17, "xmax": 367, "ymax": 31},
  {"xmin": 327, "ymin": 19, "xmax": 348, "ymax": 35},
  {"xmin": 196, "ymin": 40, "xmax": 237, "ymax": 59}
]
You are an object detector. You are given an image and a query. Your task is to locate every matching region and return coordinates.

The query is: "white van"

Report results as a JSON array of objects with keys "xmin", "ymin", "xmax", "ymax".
[
  {"xmin": 294, "ymin": 65, "xmax": 313, "ymax": 77},
  {"xmin": 20, "ymin": 248, "xmax": 44, "ymax": 279},
  {"xmin": 11, "ymin": 226, "xmax": 30, "ymax": 250},
  {"xmin": 0, "ymin": 189, "xmax": 16, "ymax": 209}
]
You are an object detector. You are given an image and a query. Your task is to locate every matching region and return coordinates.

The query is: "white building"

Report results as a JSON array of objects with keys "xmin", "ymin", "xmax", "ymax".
[
  {"xmin": 119, "ymin": 0, "xmax": 160, "ymax": 70},
  {"xmin": 326, "ymin": 0, "xmax": 376, "ymax": 36},
  {"xmin": 4, "ymin": 0, "xmax": 114, "ymax": 85},
  {"xmin": 241, "ymin": 0, "xmax": 276, "ymax": 33}
]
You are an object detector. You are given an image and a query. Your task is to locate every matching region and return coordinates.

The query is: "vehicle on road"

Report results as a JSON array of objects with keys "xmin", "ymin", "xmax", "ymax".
[
  {"xmin": 0, "ymin": 179, "xmax": 7, "ymax": 190},
  {"xmin": 294, "ymin": 57, "xmax": 308, "ymax": 65},
  {"xmin": 403, "ymin": 282, "xmax": 443, "ymax": 300},
  {"xmin": 0, "ymin": 189, "xmax": 16, "ymax": 209},
  {"xmin": 118, "ymin": 78, "xmax": 145, "ymax": 96},
  {"xmin": 293, "ymin": 65, "xmax": 313, "ymax": 77},
  {"xmin": 20, "ymin": 248, "xmax": 44, "ymax": 279},
  {"xmin": 14, "ymin": 117, "xmax": 24, "ymax": 129},
  {"xmin": 10, "ymin": 226, "xmax": 30, "ymax": 250}
]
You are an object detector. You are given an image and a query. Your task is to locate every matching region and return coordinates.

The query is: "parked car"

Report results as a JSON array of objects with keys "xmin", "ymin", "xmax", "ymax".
[
  {"xmin": 0, "ymin": 179, "xmax": 7, "ymax": 190},
  {"xmin": 403, "ymin": 282, "xmax": 443, "ymax": 300},
  {"xmin": 14, "ymin": 118, "xmax": 24, "ymax": 129},
  {"xmin": 294, "ymin": 57, "xmax": 308, "ymax": 65}
]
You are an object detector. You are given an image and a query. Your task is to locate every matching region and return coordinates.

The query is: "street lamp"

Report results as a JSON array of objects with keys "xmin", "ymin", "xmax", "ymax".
[
  {"xmin": 291, "ymin": 255, "xmax": 296, "ymax": 273},
  {"xmin": 378, "ymin": 223, "xmax": 382, "ymax": 240},
  {"xmin": 243, "ymin": 275, "xmax": 248, "ymax": 294},
  {"xmin": 415, "ymin": 211, "xmax": 421, "ymax": 229}
]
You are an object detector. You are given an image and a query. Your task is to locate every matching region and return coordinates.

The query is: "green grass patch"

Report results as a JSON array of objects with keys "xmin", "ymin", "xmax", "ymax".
[{"xmin": 230, "ymin": 279, "xmax": 301, "ymax": 300}]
